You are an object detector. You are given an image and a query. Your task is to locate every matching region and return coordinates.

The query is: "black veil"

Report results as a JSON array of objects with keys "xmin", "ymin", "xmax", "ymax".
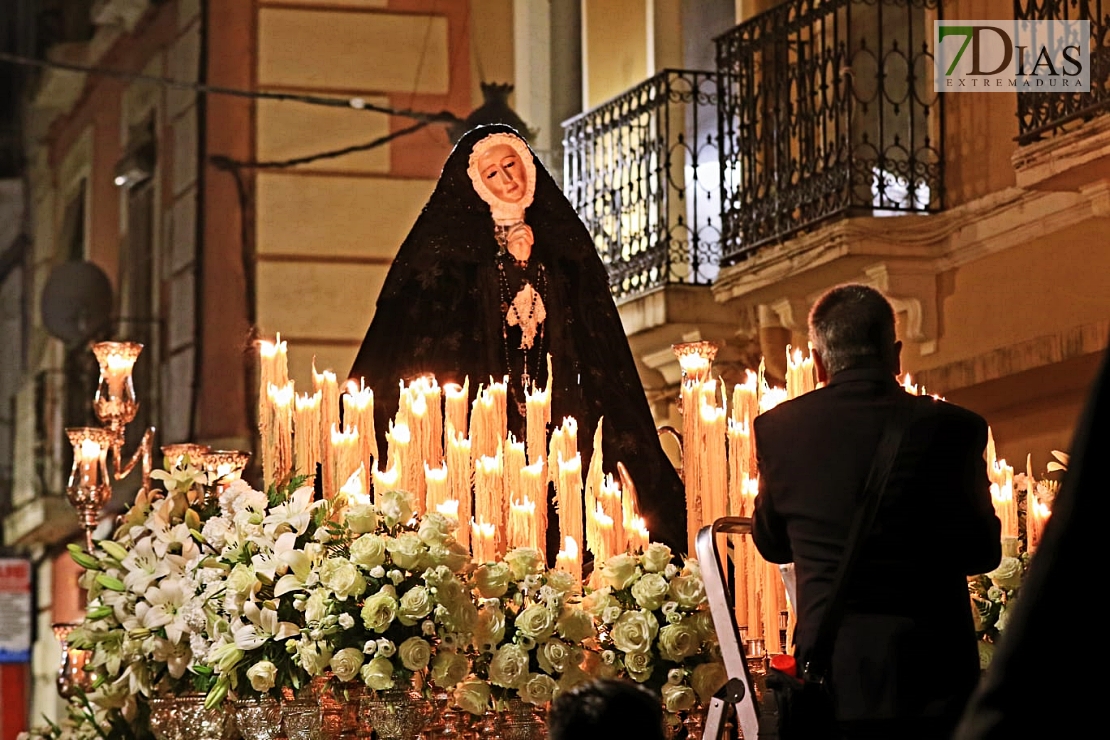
[{"xmin": 349, "ymin": 124, "xmax": 687, "ymax": 554}]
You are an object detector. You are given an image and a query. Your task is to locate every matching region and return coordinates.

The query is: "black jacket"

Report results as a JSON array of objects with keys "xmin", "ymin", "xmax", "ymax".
[{"xmin": 753, "ymin": 365, "xmax": 1001, "ymax": 729}]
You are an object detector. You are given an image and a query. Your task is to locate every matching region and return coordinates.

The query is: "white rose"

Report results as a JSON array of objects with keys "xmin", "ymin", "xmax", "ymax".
[
  {"xmin": 519, "ymin": 673, "xmax": 558, "ymax": 706},
  {"xmin": 304, "ymin": 589, "xmax": 329, "ymax": 624},
  {"xmin": 631, "ymin": 572, "xmax": 670, "ymax": 611},
  {"xmin": 329, "ymin": 647, "xmax": 364, "ymax": 683},
  {"xmin": 386, "ymin": 533, "xmax": 425, "ymax": 571},
  {"xmin": 398, "ymin": 586, "xmax": 434, "ymax": 626},
  {"xmin": 320, "ymin": 558, "xmax": 367, "ymax": 600},
  {"xmin": 640, "ymin": 543, "xmax": 673, "ymax": 573},
  {"xmin": 345, "ymin": 503, "xmax": 378, "ymax": 534},
  {"xmin": 488, "ymin": 644, "xmax": 529, "ymax": 689},
  {"xmin": 504, "ymin": 548, "xmax": 544, "ymax": 581},
  {"xmin": 453, "ymin": 678, "xmax": 491, "ymax": 716},
  {"xmin": 611, "ymin": 610, "xmax": 659, "ymax": 654},
  {"xmin": 515, "ymin": 604, "xmax": 557, "ymax": 642},
  {"xmin": 418, "ymin": 513, "xmax": 452, "ymax": 546},
  {"xmin": 350, "ymin": 534, "xmax": 386, "ymax": 569},
  {"xmin": 360, "ymin": 656, "xmax": 394, "ymax": 690},
  {"xmin": 474, "ymin": 562, "xmax": 511, "ymax": 598},
  {"xmin": 398, "ymin": 637, "xmax": 432, "ymax": 671},
  {"xmin": 379, "ymin": 490, "xmax": 413, "ymax": 528},
  {"xmin": 600, "ymin": 553, "xmax": 640, "ymax": 590},
  {"xmin": 662, "ymin": 683, "xmax": 696, "ymax": 712},
  {"xmin": 246, "ymin": 660, "xmax": 277, "ymax": 692},
  {"xmin": 431, "ymin": 651, "xmax": 470, "ymax": 689}
]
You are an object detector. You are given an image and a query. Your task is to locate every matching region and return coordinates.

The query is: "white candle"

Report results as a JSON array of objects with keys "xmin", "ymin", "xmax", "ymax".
[
  {"xmin": 329, "ymin": 424, "xmax": 359, "ymax": 502},
  {"xmin": 343, "ymin": 380, "xmax": 378, "ymax": 476},
  {"xmin": 444, "ymin": 379, "xmax": 470, "ymax": 440},
  {"xmin": 425, "ymin": 462, "xmax": 449, "ymax": 514},
  {"xmin": 294, "ymin": 391, "xmax": 322, "ymax": 480},
  {"xmin": 554, "ymin": 535, "xmax": 582, "ymax": 589}
]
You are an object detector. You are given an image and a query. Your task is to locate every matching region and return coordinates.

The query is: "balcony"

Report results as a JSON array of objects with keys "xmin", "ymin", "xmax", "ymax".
[
  {"xmin": 716, "ymin": 0, "xmax": 944, "ymax": 260},
  {"xmin": 562, "ymin": 69, "xmax": 723, "ymax": 301},
  {"xmin": 1016, "ymin": 0, "xmax": 1110, "ymax": 145}
]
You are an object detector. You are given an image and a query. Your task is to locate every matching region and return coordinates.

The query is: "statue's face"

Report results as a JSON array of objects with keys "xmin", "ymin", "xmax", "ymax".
[{"xmin": 474, "ymin": 143, "xmax": 527, "ymax": 204}]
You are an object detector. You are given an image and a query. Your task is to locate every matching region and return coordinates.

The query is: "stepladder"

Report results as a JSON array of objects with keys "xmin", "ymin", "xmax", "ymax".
[{"xmin": 696, "ymin": 517, "xmax": 782, "ymax": 740}]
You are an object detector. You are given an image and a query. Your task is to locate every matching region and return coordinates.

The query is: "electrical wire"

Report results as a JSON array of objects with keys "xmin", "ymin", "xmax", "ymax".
[
  {"xmin": 210, "ymin": 121, "xmax": 429, "ymax": 170},
  {"xmin": 0, "ymin": 50, "xmax": 464, "ymax": 126}
]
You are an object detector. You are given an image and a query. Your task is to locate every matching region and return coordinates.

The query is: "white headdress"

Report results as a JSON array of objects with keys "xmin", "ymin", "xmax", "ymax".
[{"xmin": 466, "ymin": 132, "xmax": 537, "ymax": 224}]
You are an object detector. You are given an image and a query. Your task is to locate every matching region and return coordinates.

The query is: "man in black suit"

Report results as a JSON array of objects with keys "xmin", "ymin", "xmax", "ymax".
[{"xmin": 753, "ymin": 284, "xmax": 1002, "ymax": 740}]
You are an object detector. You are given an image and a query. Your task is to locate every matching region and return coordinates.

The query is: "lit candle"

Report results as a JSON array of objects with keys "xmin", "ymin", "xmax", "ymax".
[
  {"xmin": 338, "ymin": 464, "xmax": 366, "ymax": 509},
  {"xmin": 294, "ymin": 391, "xmax": 322, "ymax": 480},
  {"xmin": 525, "ymin": 384, "xmax": 550, "ymax": 466},
  {"xmin": 436, "ymin": 499, "xmax": 460, "ymax": 528},
  {"xmin": 444, "ymin": 379, "xmax": 470, "ymax": 441},
  {"xmin": 503, "ymin": 434, "xmax": 527, "ymax": 513},
  {"xmin": 627, "ymin": 516, "xmax": 650, "ymax": 552},
  {"xmin": 681, "ymin": 372, "xmax": 704, "ymax": 556},
  {"xmin": 475, "ymin": 452, "xmax": 505, "ymax": 543},
  {"xmin": 554, "ymin": 536, "xmax": 582, "ymax": 588},
  {"xmin": 76, "ymin": 437, "xmax": 104, "ymax": 488},
  {"xmin": 472, "ymin": 520, "xmax": 498, "ymax": 563},
  {"xmin": 599, "ymin": 473, "xmax": 623, "ymax": 557},
  {"xmin": 446, "ymin": 431, "xmax": 473, "ymax": 551},
  {"xmin": 700, "ymin": 398, "xmax": 728, "ymax": 554},
  {"xmin": 584, "ymin": 421, "xmax": 604, "ymax": 560},
  {"xmin": 555, "ymin": 453, "xmax": 583, "ymax": 555},
  {"xmin": 508, "ymin": 496, "xmax": 538, "ymax": 552},
  {"xmin": 520, "ymin": 459, "xmax": 547, "ymax": 561},
  {"xmin": 425, "ymin": 462, "xmax": 449, "ymax": 514},
  {"xmin": 313, "ymin": 361, "xmax": 340, "ymax": 492},
  {"xmin": 372, "ymin": 462, "xmax": 399, "ymax": 502},
  {"xmin": 266, "ymin": 382, "xmax": 295, "ymax": 487},
  {"xmin": 329, "ymin": 424, "xmax": 360, "ymax": 502},
  {"xmin": 343, "ymin": 380, "xmax": 378, "ymax": 477},
  {"xmin": 259, "ymin": 335, "xmax": 289, "ymax": 400}
]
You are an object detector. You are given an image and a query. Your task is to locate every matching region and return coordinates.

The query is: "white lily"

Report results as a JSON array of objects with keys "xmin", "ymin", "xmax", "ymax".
[
  {"xmin": 232, "ymin": 601, "xmax": 300, "ymax": 650},
  {"xmin": 251, "ymin": 531, "xmax": 300, "ymax": 583},
  {"xmin": 263, "ymin": 485, "xmax": 321, "ymax": 538},
  {"xmin": 143, "ymin": 577, "xmax": 193, "ymax": 643}
]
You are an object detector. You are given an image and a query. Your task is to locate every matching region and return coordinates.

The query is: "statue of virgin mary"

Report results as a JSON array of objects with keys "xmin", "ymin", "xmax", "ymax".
[{"xmin": 349, "ymin": 124, "xmax": 687, "ymax": 554}]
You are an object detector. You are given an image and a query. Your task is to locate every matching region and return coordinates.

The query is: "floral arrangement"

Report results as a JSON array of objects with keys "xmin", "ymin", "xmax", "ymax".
[
  {"xmin": 53, "ymin": 456, "xmax": 726, "ymax": 740},
  {"xmin": 969, "ymin": 451, "xmax": 1066, "ymax": 669}
]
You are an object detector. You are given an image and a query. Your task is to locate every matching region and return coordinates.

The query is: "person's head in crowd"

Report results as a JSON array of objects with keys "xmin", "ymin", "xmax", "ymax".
[
  {"xmin": 547, "ymin": 678, "xmax": 666, "ymax": 740},
  {"xmin": 808, "ymin": 283, "xmax": 902, "ymax": 382}
]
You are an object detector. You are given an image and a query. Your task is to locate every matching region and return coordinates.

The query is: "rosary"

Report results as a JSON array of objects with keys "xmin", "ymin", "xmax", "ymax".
[{"xmin": 497, "ymin": 251, "xmax": 547, "ymax": 413}]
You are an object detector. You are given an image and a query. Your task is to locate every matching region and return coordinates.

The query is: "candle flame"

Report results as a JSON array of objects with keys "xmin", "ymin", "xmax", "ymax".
[
  {"xmin": 425, "ymin": 462, "xmax": 448, "ymax": 482},
  {"xmin": 268, "ymin": 383, "xmax": 295, "ymax": 407},
  {"xmin": 340, "ymin": 466, "xmax": 366, "ymax": 497},
  {"xmin": 79, "ymin": 438, "xmax": 103, "ymax": 460},
  {"xmin": 332, "ymin": 425, "xmax": 359, "ymax": 444},
  {"xmin": 559, "ymin": 536, "xmax": 579, "ymax": 559}
]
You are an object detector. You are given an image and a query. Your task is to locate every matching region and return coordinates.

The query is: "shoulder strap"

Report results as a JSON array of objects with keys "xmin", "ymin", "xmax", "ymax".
[{"xmin": 805, "ymin": 392, "xmax": 917, "ymax": 678}]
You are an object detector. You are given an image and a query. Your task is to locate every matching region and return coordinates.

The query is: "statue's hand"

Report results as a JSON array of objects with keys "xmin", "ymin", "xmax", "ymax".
[{"xmin": 506, "ymin": 223, "xmax": 534, "ymax": 264}]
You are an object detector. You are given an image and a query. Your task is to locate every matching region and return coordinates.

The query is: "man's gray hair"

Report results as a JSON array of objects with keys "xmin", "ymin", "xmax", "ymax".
[{"xmin": 808, "ymin": 284, "xmax": 898, "ymax": 377}]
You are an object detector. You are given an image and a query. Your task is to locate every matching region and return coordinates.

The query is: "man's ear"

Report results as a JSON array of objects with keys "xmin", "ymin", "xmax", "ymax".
[{"xmin": 813, "ymin": 349, "xmax": 829, "ymax": 384}]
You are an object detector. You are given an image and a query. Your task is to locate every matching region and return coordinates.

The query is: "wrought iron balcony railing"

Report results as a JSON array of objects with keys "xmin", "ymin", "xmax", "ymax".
[
  {"xmin": 716, "ymin": 0, "xmax": 944, "ymax": 261},
  {"xmin": 1016, "ymin": 0, "xmax": 1110, "ymax": 145},
  {"xmin": 562, "ymin": 69, "xmax": 722, "ymax": 301}
]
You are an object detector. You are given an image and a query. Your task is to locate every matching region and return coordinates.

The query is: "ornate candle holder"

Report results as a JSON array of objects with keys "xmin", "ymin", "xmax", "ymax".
[
  {"xmin": 65, "ymin": 428, "xmax": 114, "ymax": 549},
  {"xmin": 161, "ymin": 443, "xmax": 212, "ymax": 469},
  {"xmin": 52, "ymin": 622, "xmax": 93, "ymax": 699},
  {"xmin": 203, "ymin": 450, "xmax": 251, "ymax": 506},
  {"xmin": 65, "ymin": 341, "xmax": 157, "ymax": 548},
  {"xmin": 673, "ymin": 340, "xmax": 719, "ymax": 385}
]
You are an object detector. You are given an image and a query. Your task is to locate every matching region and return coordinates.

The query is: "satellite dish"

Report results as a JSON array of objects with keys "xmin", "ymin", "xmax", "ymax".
[{"xmin": 41, "ymin": 260, "xmax": 114, "ymax": 346}]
